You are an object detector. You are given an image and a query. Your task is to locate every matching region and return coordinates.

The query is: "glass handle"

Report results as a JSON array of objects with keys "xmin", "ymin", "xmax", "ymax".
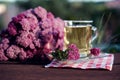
[{"xmin": 91, "ymin": 26, "xmax": 98, "ymax": 42}]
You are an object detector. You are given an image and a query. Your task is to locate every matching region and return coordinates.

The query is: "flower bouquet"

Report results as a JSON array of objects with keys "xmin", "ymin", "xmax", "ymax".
[{"xmin": 0, "ymin": 6, "xmax": 64, "ymax": 63}]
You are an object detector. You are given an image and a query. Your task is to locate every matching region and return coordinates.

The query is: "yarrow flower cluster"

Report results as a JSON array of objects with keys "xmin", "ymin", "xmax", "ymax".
[
  {"xmin": 67, "ymin": 44, "xmax": 80, "ymax": 60},
  {"xmin": 0, "ymin": 6, "xmax": 64, "ymax": 61},
  {"xmin": 52, "ymin": 44, "xmax": 101, "ymax": 61},
  {"xmin": 52, "ymin": 44, "xmax": 80, "ymax": 60},
  {"xmin": 90, "ymin": 48, "xmax": 100, "ymax": 56}
]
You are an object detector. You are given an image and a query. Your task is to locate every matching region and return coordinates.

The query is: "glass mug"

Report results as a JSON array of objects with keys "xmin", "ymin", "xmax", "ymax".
[{"xmin": 64, "ymin": 20, "xmax": 98, "ymax": 56}]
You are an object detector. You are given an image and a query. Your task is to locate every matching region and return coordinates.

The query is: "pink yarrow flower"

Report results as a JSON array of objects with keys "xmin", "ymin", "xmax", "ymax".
[
  {"xmin": 67, "ymin": 44, "xmax": 80, "ymax": 60},
  {"xmin": 6, "ymin": 45, "xmax": 21, "ymax": 59},
  {"xmin": 34, "ymin": 6, "xmax": 47, "ymax": 20},
  {"xmin": 7, "ymin": 22, "xmax": 17, "ymax": 36},
  {"xmin": 90, "ymin": 48, "xmax": 100, "ymax": 56},
  {"xmin": 0, "ymin": 49, "xmax": 8, "ymax": 61}
]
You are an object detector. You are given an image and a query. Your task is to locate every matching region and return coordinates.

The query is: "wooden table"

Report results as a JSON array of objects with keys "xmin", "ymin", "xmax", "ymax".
[{"xmin": 0, "ymin": 53, "xmax": 120, "ymax": 80}]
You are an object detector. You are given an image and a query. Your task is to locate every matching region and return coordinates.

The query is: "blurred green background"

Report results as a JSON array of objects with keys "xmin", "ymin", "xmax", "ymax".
[{"xmin": 0, "ymin": 0, "xmax": 120, "ymax": 53}]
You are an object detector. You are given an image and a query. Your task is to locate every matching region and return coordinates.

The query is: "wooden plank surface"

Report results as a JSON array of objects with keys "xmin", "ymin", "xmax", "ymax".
[
  {"xmin": 0, "ymin": 53, "xmax": 120, "ymax": 80},
  {"xmin": 114, "ymin": 53, "xmax": 120, "ymax": 65},
  {"xmin": 0, "ymin": 64, "xmax": 120, "ymax": 80}
]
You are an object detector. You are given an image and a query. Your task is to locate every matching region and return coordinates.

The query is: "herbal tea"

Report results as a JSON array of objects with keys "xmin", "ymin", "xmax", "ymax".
[{"xmin": 64, "ymin": 26, "xmax": 92, "ymax": 54}]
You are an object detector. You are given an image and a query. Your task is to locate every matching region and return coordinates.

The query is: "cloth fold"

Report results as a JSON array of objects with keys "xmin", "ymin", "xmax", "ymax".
[{"xmin": 45, "ymin": 53, "xmax": 114, "ymax": 71}]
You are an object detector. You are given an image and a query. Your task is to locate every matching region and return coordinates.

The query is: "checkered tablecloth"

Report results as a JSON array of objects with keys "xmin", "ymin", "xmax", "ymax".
[{"xmin": 45, "ymin": 53, "xmax": 114, "ymax": 71}]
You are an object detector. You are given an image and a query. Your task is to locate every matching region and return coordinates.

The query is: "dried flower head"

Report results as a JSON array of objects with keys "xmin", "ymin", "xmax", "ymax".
[{"xmin": 90, "ymin": 48, "xmax": 100, "ymax": 56}]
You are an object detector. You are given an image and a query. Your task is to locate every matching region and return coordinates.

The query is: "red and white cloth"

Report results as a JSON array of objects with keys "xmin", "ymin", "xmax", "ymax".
[{"xmin": 45, "ymin": 53, "xmax": 114, "ymax": 71}]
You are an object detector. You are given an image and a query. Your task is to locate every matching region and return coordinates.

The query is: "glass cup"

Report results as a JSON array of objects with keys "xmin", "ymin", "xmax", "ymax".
[{"xmin": 64, "ymin": 20, "xmax": 98, "ymax": 57}]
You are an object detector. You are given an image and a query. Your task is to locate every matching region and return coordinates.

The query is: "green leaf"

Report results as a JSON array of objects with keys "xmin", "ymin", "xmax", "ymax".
[{"xmin": 51, "ymin": 49, "xmax": 68, "ymax": 60}]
